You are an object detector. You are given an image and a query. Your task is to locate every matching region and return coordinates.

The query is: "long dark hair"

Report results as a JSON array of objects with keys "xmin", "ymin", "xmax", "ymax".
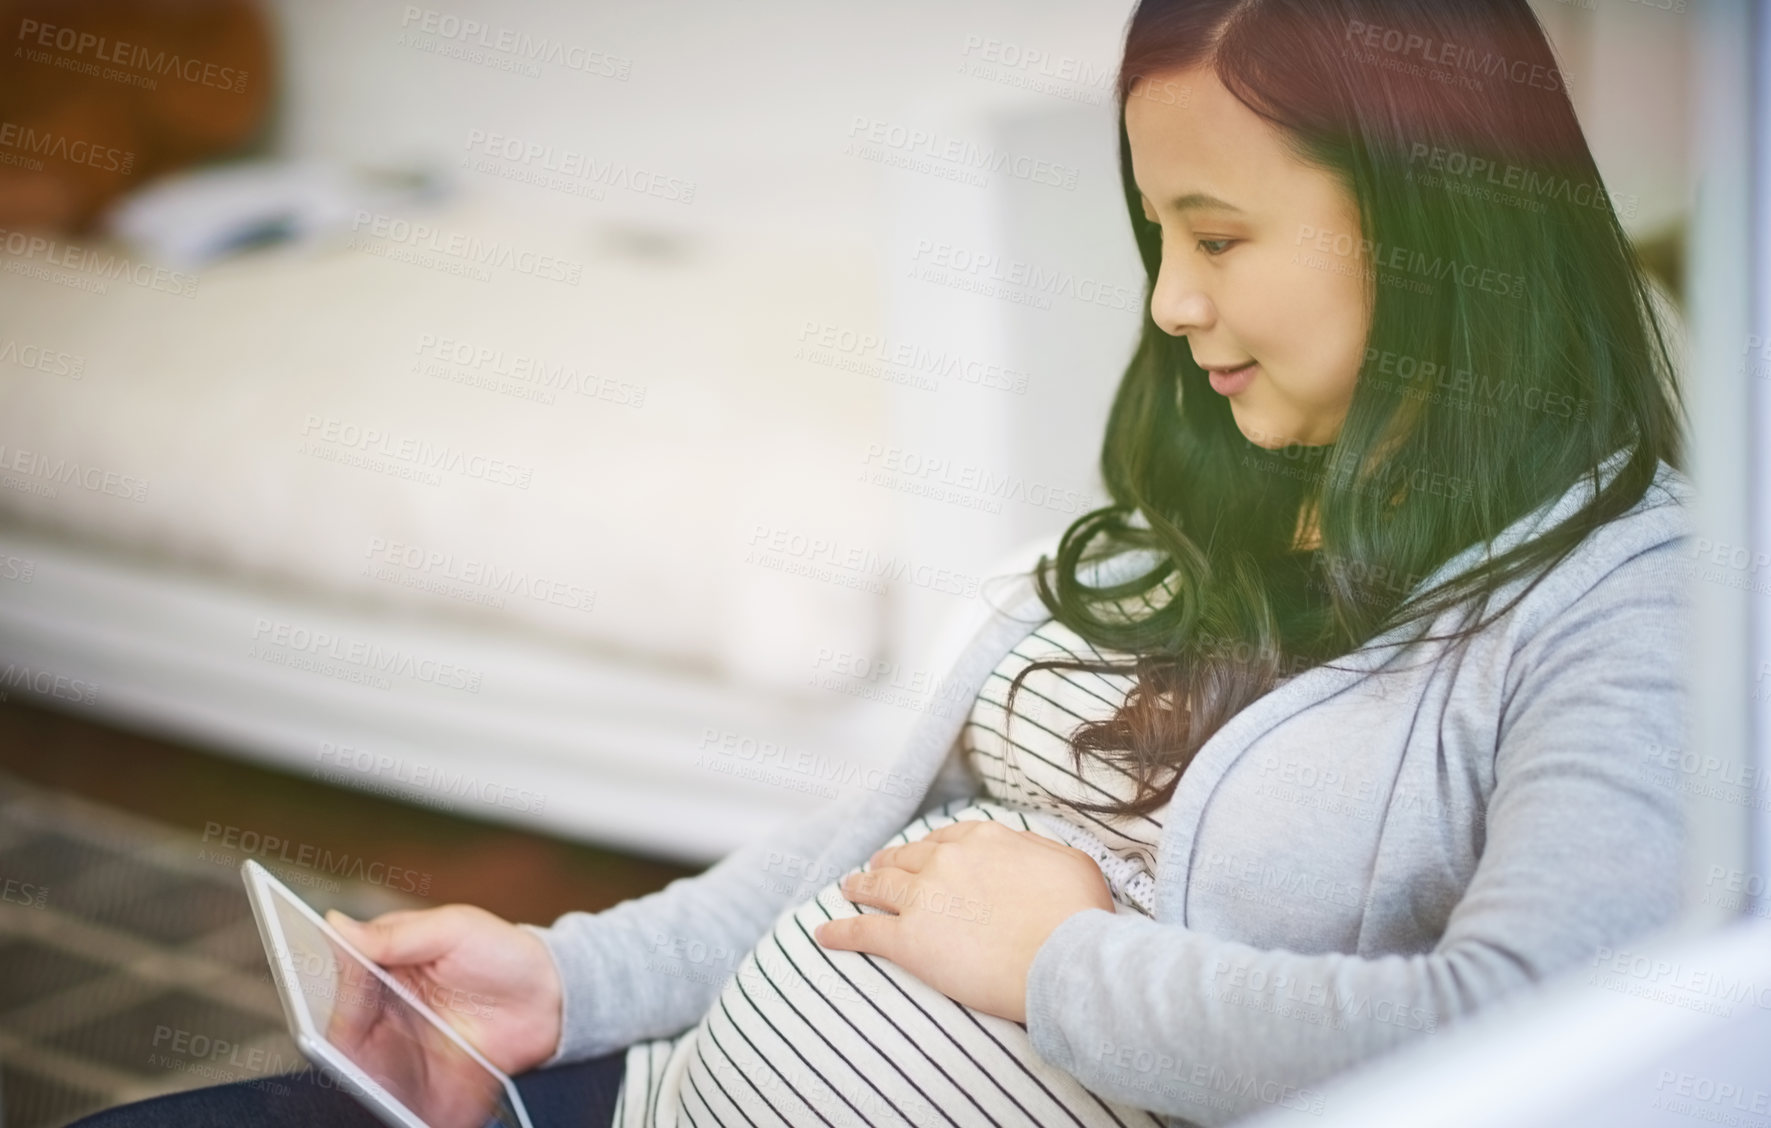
[{"xmin": 1010, "ymin": 0, "xmax": 1686, "ymax": 822}]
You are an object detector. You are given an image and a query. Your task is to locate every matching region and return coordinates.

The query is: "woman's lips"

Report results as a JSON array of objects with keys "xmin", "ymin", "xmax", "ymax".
[{"xmin": 1206, "ymin": 361, "xmax": 1258, "ymax": 396}]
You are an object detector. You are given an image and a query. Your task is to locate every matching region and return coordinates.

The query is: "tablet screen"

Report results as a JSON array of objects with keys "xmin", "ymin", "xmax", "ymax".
[{"xmin": 264, "ymin": 881, "xmax": 524, "ymax": 1128}]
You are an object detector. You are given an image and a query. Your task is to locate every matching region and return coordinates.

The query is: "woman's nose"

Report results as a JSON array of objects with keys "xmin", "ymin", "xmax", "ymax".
[{"xmin": 1149, "ymin": 259, "xmax": 1214, "ymax": 337}]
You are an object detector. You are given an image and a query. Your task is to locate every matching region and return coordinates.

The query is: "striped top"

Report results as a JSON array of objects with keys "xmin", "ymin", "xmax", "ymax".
[{"xmin": 608, "ymin": 617, "xmax": 1197, "ymax": 1128}]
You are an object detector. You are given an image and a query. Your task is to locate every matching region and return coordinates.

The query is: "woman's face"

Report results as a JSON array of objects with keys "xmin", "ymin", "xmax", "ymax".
[{"xmin": 1124, "ymin": 65, "xmax": 1371, "ymax": 449}]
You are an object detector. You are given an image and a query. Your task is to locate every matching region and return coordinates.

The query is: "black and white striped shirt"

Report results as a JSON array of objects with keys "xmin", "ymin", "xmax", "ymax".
[{"xmin": 612, "ymin": 620, "xmax": 1175, "ymax": 1128}]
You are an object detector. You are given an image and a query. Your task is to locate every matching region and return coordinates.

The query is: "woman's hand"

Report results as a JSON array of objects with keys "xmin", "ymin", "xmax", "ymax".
[
  {"xmin": 321, "ymin": 946, "xmax": 509, "ymax": 1128},
  {"xmin": 325, "ymin": 904, "xmax": 562, "ymax": 1076},
  {"xmin": 813, "ymin": 820, "xmax": 1115, "ymax": 1024}
]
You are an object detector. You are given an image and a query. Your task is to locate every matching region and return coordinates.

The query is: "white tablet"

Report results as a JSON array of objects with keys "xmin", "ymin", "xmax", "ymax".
[{"xmin": 239, "ymin": 859, "xmax": 535, "ymax": 1128}]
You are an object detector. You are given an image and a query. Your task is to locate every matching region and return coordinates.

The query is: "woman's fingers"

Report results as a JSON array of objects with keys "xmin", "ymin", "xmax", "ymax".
[
  {"xmin": 869, "ymin": 817, "xmax": 1041, "ymax": 870},
  {"xmin": 841, "ymin": 866, "xmax": 917, "ymax": 914},
  {"xmin": 327, "ymin": 906, "xmax": 466, "ymax": 966},
  {"xmin": 820, "ymin": 866, "xmax": 916, "ymax": 955},
  {"xmin": 813, "ymin": 910, "xmax": 897, "ymax": 958},
  {"xmin": 869, "ymin": 839, "xmax": 935, "ymax": 873}
]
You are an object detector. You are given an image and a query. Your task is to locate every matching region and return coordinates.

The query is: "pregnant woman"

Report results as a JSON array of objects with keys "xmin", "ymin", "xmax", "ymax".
[{"xmin": 77, "ymin": 0, "xmax": 1693, "ymax": 1125}]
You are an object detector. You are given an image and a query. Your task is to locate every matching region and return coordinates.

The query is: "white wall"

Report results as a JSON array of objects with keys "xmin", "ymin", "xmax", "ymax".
[
  {"xmin": 261, "ymin": 0, "xmax": 1138, "ymax": 243},
  {"xmin": 1530, "ymin": 0, "xmax": 1695, "ymax": 238}
]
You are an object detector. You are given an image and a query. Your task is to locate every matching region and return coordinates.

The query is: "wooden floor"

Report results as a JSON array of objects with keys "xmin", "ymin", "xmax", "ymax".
[{"xmin": 0, "ymin": 698, "xmax": 698, "ymax": 928}]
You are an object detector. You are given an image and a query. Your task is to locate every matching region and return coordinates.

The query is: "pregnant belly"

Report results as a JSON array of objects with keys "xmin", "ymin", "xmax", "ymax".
[{"xmin": 635, "ymin": 797, "xmax": 1165, "ymax": 1128}]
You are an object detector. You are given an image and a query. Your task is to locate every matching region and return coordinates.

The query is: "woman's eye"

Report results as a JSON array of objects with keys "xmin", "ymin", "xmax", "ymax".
[{"xmin": 1196, "ymin": 238, "xmax": 1236, "ymax": 256}]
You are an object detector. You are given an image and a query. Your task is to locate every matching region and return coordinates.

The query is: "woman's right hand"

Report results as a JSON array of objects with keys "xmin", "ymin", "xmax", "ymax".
[{"xmin": 325, "ymin": 904, "xmax": 563, "ymax": 1076}]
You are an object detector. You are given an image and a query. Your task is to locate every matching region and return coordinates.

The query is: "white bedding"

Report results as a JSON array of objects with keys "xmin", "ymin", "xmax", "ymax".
[{"xmin": 0, "ymin": 198, "xmax": 895, "ymax": 696}]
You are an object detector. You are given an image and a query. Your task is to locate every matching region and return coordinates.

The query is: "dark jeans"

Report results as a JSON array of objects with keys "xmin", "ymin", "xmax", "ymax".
[{"xmin": 67, "ymin": 1049, "xmax": 628, "ymax": 1128}]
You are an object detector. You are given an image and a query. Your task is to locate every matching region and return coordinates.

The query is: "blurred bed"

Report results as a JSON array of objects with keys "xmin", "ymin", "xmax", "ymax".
[{"xmin": 0, "ymin": 193, "xmax": 925, "ymax": 865}]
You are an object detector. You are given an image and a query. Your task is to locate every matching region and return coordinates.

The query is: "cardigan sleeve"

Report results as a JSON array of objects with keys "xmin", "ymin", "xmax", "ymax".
[{"xmin": 1022, "ymin": 539, "xmax": 1691, "ymax": 1126}]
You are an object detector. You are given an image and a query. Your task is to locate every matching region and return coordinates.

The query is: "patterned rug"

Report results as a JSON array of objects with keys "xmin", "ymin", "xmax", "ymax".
[{"xmin": 0, "ymin": 770, "xmax": 417, "ymax": 1127}]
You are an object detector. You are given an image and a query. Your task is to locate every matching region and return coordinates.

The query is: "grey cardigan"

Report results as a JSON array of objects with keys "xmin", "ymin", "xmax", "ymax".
[{"xmin": 534, "ymin": 449, "xmax": 1691, "ymax": 1127}]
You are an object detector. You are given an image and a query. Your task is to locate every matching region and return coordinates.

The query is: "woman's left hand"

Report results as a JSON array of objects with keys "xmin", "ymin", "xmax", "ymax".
[{"xmin": 813, "ymin": 819, "xmax": 1115, "ymax": 1024}]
